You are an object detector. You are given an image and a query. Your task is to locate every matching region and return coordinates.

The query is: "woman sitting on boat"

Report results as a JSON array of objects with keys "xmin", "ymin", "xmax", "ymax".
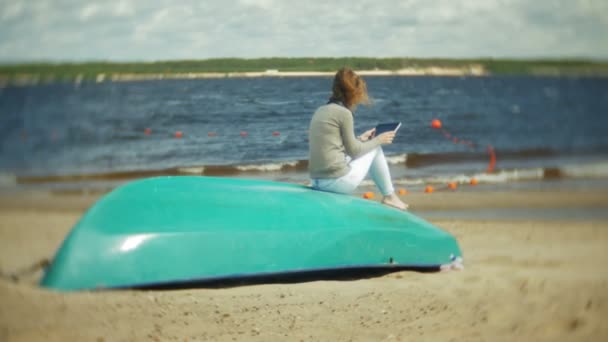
[{"xmin": 308, "ymin": 67, "xmax": 408, "ymax": 210}]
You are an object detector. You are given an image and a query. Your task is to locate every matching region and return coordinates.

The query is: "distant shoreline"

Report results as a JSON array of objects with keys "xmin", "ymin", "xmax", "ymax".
[
  {"xmin": 110, "ymin": 65, "xmax": 487, "ymax": 81},
  {"xmin": 1, "ymin": 66, "xmax": 488, "ymax": 86},
  {"xmin": 2, "ymin": 57, "xmax": 608, "ymax": 86}
]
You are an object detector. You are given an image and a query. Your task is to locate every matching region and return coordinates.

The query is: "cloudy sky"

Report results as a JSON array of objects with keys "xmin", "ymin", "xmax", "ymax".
[{"xmin": 0, "ymin": 0, "xmax": 607, "ymax": 62}]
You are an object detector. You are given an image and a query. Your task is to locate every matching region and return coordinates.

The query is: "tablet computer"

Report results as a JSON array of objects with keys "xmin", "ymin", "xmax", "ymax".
[{"xmin": 375, "ymin": 122, "xmax": 402, "ymax": 136}]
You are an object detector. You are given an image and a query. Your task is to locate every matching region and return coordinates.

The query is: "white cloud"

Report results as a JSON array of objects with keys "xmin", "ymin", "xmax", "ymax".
[
  {"xmin": 114, "ymin": 1, "xmax": 135, "ymax": 17},
  {"xmin": 80, "ymin": 4, "xmax": 100, "ymax": 21},
  {"xmin": 0, "ymin": 0, "xmax": 606, "ymax": 61},
  {"xmin": 1, "ymin": 2, "xmax": 24, "ymax": 20}
]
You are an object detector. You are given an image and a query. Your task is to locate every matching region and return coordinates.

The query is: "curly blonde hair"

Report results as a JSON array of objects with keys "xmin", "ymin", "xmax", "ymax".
[{"xmin": 329, "ymin": 67, "xmax": 370, "ymax": 111}]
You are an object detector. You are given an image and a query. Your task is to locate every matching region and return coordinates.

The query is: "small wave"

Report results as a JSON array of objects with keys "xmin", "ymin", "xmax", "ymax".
[
  {"xmin": 166, "ymin": 100, "xmax": 185, "ymax": 106},
  {"xmin": 16, "ymin": 160, "xmax": 310, "ymax": 184},
  {"xmin": 434, "ymin": 88, "xmax": 461, "ymax": 96},
  {"xmin": 383, "ymin": 168, "xmax": 546, "ymax": 187},
  {"xmin": 237, "ymin": 161, "xmax": 300, "ymax": 172},
  {"xmin": 404, "ymin": 148, "xmax": 560, "ymax": 169},
  {"xmin": 13, "ymin": 159, "xmax": 608, "ymax": 189},
  {"xmin": 16, "ymin": 169, "xmax": 179, "ymax": 184},
  {"xmin": 191, "ymin": 93, "xmax": 224, "ymax": 100},
  {"xmin": 181, "ymin": 160, "xmax": 308, "ymax": 176},
  {"xmin": 561, "ymin": 162, "xmax": 608, "ymax": 179},
  {"xmin": 386, "ymin": 154, "xmax": 407, "ymax": 165},
  {"xmin": 177, "ymin": 167, "xmax": 205, "ymax": 174},
  {"xmin": 387, "ymin": 162, "xmax": 608, "ymax": 188},
  {"xmin": 473, "ymin": 168, "xmax": 545, "ymax": 183},
  {"xmin": 255, "ymin": 100, "xmax": 298, "ymax": 106},
  {"xmin": 405, "ymin": 151, "xmax": 485, "ymax": 168}
]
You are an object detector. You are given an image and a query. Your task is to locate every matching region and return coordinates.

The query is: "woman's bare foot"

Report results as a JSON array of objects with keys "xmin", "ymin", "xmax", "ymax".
[{"xmin": 382, "ymin": 193, "xmax": 409, "ymax": 210}]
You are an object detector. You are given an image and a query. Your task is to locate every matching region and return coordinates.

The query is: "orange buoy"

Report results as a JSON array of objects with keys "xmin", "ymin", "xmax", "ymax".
[
  {"xmin": 398, "ymin": 188, "xmax": 408, "ymax": 195},
  {"xmin": 448, "ymin": 182, "xmax": 458, "ymax": 190},
  {"xmin": 272, "ymin": 131, "xmax": 281, "ymax": 136},
  {"xmin": 174, "ymin": 131, "xmax": 183, "ymax": 138},
  {"xmin": 363, "ymin": 192, "xmax": 375, "ymax": 199},
  {"xmin": 470, "ymin": 178, "xmax": 479, "ymax": 186},
  {"xmin": 240, "ymin": 131, "xmax": 248, "ymax": 137},
  {"xmin": 431, "ymin": 119, "xmax": 442, "ymax": 129},
  {"xmin": 207, "ymin": 132, "xmax": 217, "ymax": 137},
  {"xmin": 424, "ymin": 185, "xmax": 434, "ymax": 193},
  {"xmin": 144, "ymin": 128, "xmax": 152, "ymax": 135}
]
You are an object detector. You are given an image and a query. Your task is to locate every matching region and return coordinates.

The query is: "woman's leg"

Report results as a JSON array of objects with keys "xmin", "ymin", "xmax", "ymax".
[
  {"xmin": 314, "ymin": 147, "xmax": 396, "ymax": 196},
  {"xmin": 347, "ymin": 146, "xmax": 408, "ymax": 210},
  {"xmin": 312, "ymin": 148, "xmax": 378, "ymax": 194},
  {"xmin": 366, "ymin": 146, "xmax": 395, "ymax": 196}
]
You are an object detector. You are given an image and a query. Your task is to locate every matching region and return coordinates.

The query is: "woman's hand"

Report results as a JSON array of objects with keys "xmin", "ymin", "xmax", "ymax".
[
  {"xmin": 376, "ymin": 131, "xmax": 396, "ymax": 145},
  {"xmin": 359, "ymin": 128, "xmax": 376, "ymax": 141}
]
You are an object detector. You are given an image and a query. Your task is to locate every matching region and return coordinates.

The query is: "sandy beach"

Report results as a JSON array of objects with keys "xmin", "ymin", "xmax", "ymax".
[{"xmin": 1, "ymin": 188, "xmax": 607, "ymax": 341}]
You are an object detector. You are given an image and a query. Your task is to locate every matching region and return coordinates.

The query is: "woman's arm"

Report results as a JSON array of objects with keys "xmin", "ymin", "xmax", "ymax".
[
  {"xmin": 339, "ymin": 112, "xmax": 381, "ymax": 158},
  {"xmin": 358, "ymin": 128, "xmax": 376, "ymax": 141}
]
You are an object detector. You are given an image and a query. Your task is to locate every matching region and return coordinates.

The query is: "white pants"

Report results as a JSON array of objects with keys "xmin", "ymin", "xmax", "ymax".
[{"xmin": 311, "ymin": 146, "xmax": 395, "ymax": 196}]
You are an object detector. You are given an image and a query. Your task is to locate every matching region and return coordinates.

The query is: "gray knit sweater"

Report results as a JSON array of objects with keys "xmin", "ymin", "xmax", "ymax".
[{"xmin": 308, "ymin": 103, "xmax": 381, "ymax": 179}]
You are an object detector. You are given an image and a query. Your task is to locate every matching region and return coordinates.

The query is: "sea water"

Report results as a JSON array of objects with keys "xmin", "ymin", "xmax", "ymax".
[{"xmin": 1, "ymin": 75, "xmax": 607, "ymax": 192}]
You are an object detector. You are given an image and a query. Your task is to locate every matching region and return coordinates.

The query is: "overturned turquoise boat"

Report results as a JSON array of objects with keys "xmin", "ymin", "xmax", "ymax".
[{"xmin": 41, "ymin": 176, "xmax": 463, "ymax": 291}]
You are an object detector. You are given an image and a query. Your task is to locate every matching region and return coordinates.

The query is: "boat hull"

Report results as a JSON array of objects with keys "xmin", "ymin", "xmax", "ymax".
[{"xmin": 40, "ymin": 176, "xmax": 462, "ymax": 291}]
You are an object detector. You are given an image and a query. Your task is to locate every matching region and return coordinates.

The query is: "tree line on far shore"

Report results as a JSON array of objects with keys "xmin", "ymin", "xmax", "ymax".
[{"xmin": 1, "ymin": 57, "xmax": 607, "ymax": 81}]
